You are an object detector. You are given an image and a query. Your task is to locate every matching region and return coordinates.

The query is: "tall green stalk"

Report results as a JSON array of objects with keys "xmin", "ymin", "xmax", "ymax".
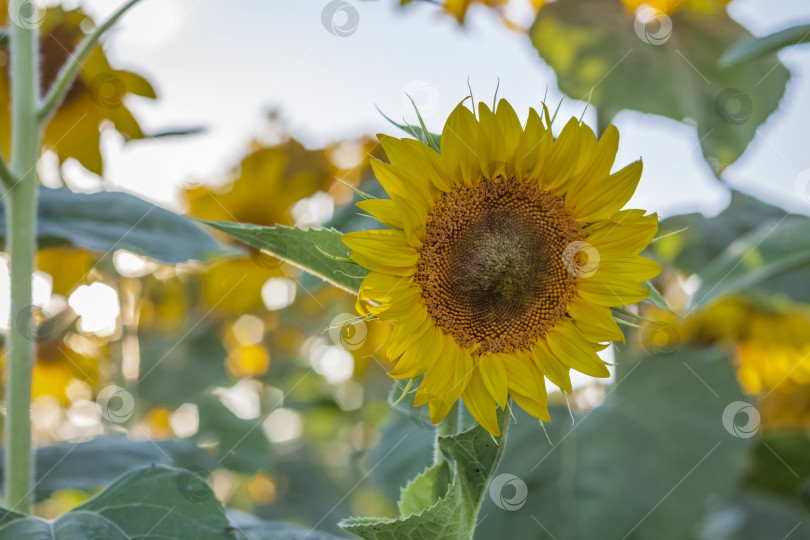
[
  {"xmin": 5, "ymin": 16, "xmax": 40, "ymax": 514},
  {"xmin": 1, "ymin": 0, "xmax": 146, "ymax": 512}
]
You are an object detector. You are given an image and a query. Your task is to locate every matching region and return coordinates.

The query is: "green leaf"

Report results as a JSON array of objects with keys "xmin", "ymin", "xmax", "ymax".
[
  {"xmin": 196, "ymin": 393, "xmax": 274, "ymax": 474},
  {"xmin": 691, "ymin": 215, "xmax": 810, "ymax": 309},
  {"xmin": 376, "ymin": 106, "xmax": 441, "ymax": 150},
  {"xmin": 137, "ymin": 327, "xmax": 230, "ymax": 409},
  {"xmin": 0, "ymin": 466, "xmax": 233, "ymax": 539},
  {"xmin": 722, "ymin": 23, "xmax": 810, "ymax": 66},
  {"xmin": 0, "ymin": 435, "xmax": 212, "ymax": 502},
  {"xmin": 0, "ymin": 187, "xmax": 223, "ymax": 263},
  {"xmin": 229, "ymin": 510, "xmax": 352, "ymax": 540},
  {"xmin": 341, "ymin": 410, "xmax": 509, "ymax": 539},
  {"xmin": 643, "ymin": 280, "xmax": 673, "ymax": 312},
  {"xmin": 204, "ymin": 222, "xmax": 368, "ymax": 294},
  {"xmin": 530, "ymin": 0, "xmax": 789, "ymax": 170},
  {"xmin": 654, "ymin": 190, "xmax": 787, "ymax": 275},
  {"xmin": 697, "ymin": 494, "xmax": 810, "ymax": 540},
  {"xmin": 475, "ymin": 348, "xmax": 753, "ymax": 540},
  {"xmin": 743, "ymin": 432, "xmax": 810, "ymax": 498}
]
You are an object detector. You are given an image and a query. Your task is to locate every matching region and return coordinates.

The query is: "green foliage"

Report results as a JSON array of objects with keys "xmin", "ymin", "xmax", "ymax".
[
  {"xmin": 204, "ymin": 222, "xmax": 367, "ymax": 294},
  {"xmin": 692, "ymin": 216, "xmax": 810, "ymax": 309},
  {"xmin": 0, "ymin": 187, "xmax": 224, "ymax": 262},
  {"xmin": 0, "ymin": 466, "xmax": 233, "ymax": 539},
  {"xmin": 341, "ymin": 410, "xmax": 509, "ymax": 539},
  {"xmin": 0, "ymin": 436, "xmax": 208, "ymax": 502},
  {"xmin": 137, "ymin": 328, "xmax": 230, "ymax": 409},
  {"xmin": 697, "ymin": 494, "xmax": 810, "ymax": 539},
  {"xmin": 654, "ymin": 191, "xmax": 786, "ymax": 274},
  {"xmin": 195, "ymin": 393, "xmax": 274, "ymax": 474},
  {"xmin": 530, "ymin": 0, "xmax": 789, "ymax": 171},
  {"xmin": 654, "ymin": 190, "xmax": 810, "ymax": 307},
  {"xmin": 475, "ymin": 348, "xmax": 752, "ymax": 540},
  {"xmin": 229, "ymin": 510, "xmax": 352, "ymax": 539},
  {"xmin": 722, "ymin": 23, "xmax": 810, "ymax": 66}
]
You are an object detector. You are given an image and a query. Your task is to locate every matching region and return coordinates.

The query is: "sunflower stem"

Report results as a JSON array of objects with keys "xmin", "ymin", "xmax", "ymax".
[
  {"xmin": 37, "ymin": 0, "xmax": 144, "ymax": 123},
  {"xmin": 5, "ymin": 12, "xmax": 42, "ymax": 513}
]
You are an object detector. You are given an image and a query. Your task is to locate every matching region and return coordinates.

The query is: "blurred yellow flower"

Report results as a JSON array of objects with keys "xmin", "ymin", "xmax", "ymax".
[
  {"xmin": 0, "ymin": 2, "xmax": 155, "ymax": 175},
  {"xmin": 621, "ymin": 0, "xmax": 732, "ymax": 15},
  {"xmin": 644, "ymin": 296, "xmax": 810, "ymax": 430},
  {"xmin": 37, "ymin": 248, "xmax": 96, "ymax": 297},
  {"xmin": 226, "ymin": 343, "xmax": 271, "ymax": 379},
  {"xmin": 7, "ymin": 340, "xmax": 101, "ymax": 405},
  {"xmin": 143, "ymin": 406, "xmax": 175, "ymax": 439}
]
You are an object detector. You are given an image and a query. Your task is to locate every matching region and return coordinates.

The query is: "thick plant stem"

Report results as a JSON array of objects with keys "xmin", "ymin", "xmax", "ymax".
[{"xmin": 5, "ymin": 17, "xmax": 41, "ymax": 514}]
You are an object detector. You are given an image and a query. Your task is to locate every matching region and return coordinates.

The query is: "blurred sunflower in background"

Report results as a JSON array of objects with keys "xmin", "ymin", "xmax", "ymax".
[
  {"xmin": 0, "ymin": 1, "xmax": 156, "ymax": 176},
  {"xmin": 344, "ymin": 100, "xmax": 660, "ymax": 435},
  {"xmin": 644, "ymin": 296, "xmax": 810, "ymax": 431}
]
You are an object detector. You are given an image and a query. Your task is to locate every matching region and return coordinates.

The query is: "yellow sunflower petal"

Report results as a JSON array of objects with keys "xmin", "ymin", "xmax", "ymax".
[
  {"xmin": 545, "ymin": 322, "xmax": 610, "ymax": 378},
  {"xmin": 586, "ymin": 210, "xmax": 659, "ymax": 256},
  {"xmin": 577, "ymin": 280, "xmax": 650, "ymax": 307},
  {"xmin": 441, "ymin": 102, "xmax": 482, "ymax": 186},
  {"xmin": 574, "ymin": 159, "xmax": 643, "ymax": 222},
  {"xmin": 568, "ymin": 296, "xmax": 625, "ymax": 343},
  {"xmin": 462, "ymin": 367, "xmax": 501, "ymax": 436},
  {"xmin": 565, "ymin": 124, "xmax": 619, "ymax": 202},
  {"xmin": 387, "ymin": 311, "xmax": 431, "ymax": 359},
  {"xmin": 344, "ymin": 229, "xmax": 418, "ymax": 275},
  {"xmin": 528, "ymin": 343, "xmax": 573, "ymax": 393},
  {"xmin": 356, "ymin": 198, "xmax": 404, "ymax": 229},
  {"xmin": 478, "ymin": 353, "xmax": 509, "ymax": 408},
  {"xmin": 500, "ymin": 352, "xmax": 551, "ymax": 421},
  {"xmin": 389, "ymin": 324, "xmax": 436, "ymax": 379},
  {"xmin": 379, "ymin": 135, "xmax": 446, "ymax": 202},
  {"xmin": 477, "ymin": 100, "xmax": 521, "ymax": 178},
  {"xmin": 543, "ymin": 118, "xmax": 586, "ymax": 192},
  {"xmin": 515, "ymin": 107, "xmax": 551, "ymax": 180},
  {"xmin": 591, "ymin": 255, "xmax": 662, "ymax": 283}
]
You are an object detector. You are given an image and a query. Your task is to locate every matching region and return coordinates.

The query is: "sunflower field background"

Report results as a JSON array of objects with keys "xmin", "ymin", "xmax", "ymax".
[{"xmin": 0, "ymin": 0, "xmax": 808, "ymax": 538}]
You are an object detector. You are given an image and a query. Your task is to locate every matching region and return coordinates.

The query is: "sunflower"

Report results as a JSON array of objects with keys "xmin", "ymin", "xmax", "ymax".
[{"xmin": 343, "ymin": 100, "xmax": 659, "ymax": 435}]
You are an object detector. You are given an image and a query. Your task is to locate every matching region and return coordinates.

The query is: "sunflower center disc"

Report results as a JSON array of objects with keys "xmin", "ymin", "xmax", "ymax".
[{"xmin": 415, "ymin": 177, "xmax": 582, "ymax": 354}]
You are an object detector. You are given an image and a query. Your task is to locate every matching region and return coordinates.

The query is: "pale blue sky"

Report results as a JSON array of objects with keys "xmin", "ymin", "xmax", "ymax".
[{"xmin": 50, "ymin": 0, "xmax": 810, "ymax": 220}]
